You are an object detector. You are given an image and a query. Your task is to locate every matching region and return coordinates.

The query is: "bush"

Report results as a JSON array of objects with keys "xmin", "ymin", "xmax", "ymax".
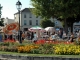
[
  {"xmin": 38, "ymin": 43, "xmax": 54, "ymax": 54},
  {"xmin": 31, "ymin": 49, "xmax": 40, "ymax": 54},
  {"xmin": 74, "ymin": 38, "xmax": 80, "ymax": 45},
  {"xmin": 0, "ymin": 42, "xmax": 10, "ymax": 46}
]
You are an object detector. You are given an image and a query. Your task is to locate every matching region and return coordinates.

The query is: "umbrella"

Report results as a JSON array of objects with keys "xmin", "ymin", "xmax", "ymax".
[
  {"xmin": 28, "ymin": 26, "xmax": 44, "ymax": 32},
  {"xmin": 29, "ymin": 26, "xmax": 45, "ymax": 39},
  {"xmin": 45, "ymin": 27, "xmax": 55, "ymax": 32}
]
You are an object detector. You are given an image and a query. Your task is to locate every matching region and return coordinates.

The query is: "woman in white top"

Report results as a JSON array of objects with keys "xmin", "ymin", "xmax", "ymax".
[
  {"xmin": 50, "ymin": 32, "xmax": 56, "ymax": 41},
  {"xmin": 33, "ymin": 32, "xmax": 38, "ymax": 42}
]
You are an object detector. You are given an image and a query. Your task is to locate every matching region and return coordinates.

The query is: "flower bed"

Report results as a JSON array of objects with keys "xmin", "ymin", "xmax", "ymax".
[
  {"xmin": 53, "ymin": 44, "xmax": 80, "ymax": 55},
  {"xmin": 3, "ymin": 39, "xmax": 16, "ymax": 43},
  {"xmin": 0, "ymin": 39, "xmax": 80, "ymax": 55},
  {"xmin": 17, "ymin": 45, "xmax": 39, "ymax": 53},
  {"xmin": 35, "ymin": 40, "xmax": 73, "ymax": 44}
]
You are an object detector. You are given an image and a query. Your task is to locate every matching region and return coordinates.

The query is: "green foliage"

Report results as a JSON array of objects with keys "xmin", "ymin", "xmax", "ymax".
[
  {"xmin": 38, "ymin": 43, "xmax": 54, "ymax": 54},
  {"xmin": 40, "ymin": 19, "xmax": 55, "ymax": 28},
  {"xmin": 31, "ymin": 0, "xmax": 80, "ymax": 19},
  {"xmin": 22, "ymin": 40, "xmax": 33, "ymax": 44},
  {"xmin": 0, "ymin": 18, "xmax": 4, "ymax": 26},
  {"xmin": 31, "ymin": 49, "xmax": 40, "ymax": 54},
  {"xmin": 0, "ymin": 42, "xmax": 20, "ymax": 52},
  {"xmin": 74, "ymin": 38, "xmax": 80, "ymax": 45},
  {"xmin": 2, "ymin": 46, "xmax": 18, "ymax": 52},
  {"xmin": 31, "ymin": 0, "xmax": 80, "ymax": 32},
  {"xmin": 0, "ymin": 42, "xmax": 20, "ymax": 47},
  {"xmin": 0, "ymin": 42, "xmax": 10, "ymax": 46}
]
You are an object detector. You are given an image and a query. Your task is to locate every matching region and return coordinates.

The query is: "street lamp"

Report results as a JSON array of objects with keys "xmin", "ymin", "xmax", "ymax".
[{"xmin": 16, "ymin": 0, "xmax": 22, "ymax": 43}]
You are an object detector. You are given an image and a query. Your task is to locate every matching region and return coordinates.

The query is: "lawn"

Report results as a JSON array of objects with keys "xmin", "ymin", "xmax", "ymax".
[{"xmin": 0, "ymin": 51, "xmax": 80, "ymax": 58}]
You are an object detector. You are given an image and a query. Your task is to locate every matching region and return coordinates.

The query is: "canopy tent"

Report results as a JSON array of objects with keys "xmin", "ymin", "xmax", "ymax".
[
  {"xmin": 28, "ymin": 26, "xmax": 45, "ymax": 32},
  {"xmin": 44, "ymin": 27, "xmax": 56, "ymax": 36},
  {"xmin": 45, "ymin": 27, "xmax": 55, "ymax": 32},
  {"xmin": 29, "ymin": 26, "xmax": 43, "ymax": 31},
  {"xmin": 28, "ymin": 26, "xmax": 45, "ymax": 39}
]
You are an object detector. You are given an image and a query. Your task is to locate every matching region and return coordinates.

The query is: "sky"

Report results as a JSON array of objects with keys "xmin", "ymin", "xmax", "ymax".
[{"xmin": 0, "ymin": 0, "xmax": 32, "ymax": 19}]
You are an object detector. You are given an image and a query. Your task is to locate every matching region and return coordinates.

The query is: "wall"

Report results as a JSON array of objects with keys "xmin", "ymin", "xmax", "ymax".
[
  {"xmin": 4, "ymin": 18, "xmax": 15, "ymax": 25},
  {"xmin": 0, "ymin": 54, "xmax": 80, "ymax": 60},
  {"xmin": 14, "ymin": 8, "xmax": 63, "ymax": 31}
]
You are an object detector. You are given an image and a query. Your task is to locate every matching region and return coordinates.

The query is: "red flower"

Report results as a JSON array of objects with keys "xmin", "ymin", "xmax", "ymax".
[
  {"xmin": 3, "ymin": 39, "xmax": 15, "ymax": 43},
  {"xmin": 35, "ymin": 40, "xmax": 73, "ymax": 45}
]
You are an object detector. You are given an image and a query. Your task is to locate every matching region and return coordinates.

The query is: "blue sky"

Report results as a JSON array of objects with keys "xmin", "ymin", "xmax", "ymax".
[{"xmin": 0, "ymin": 0, "xmax": 32, "ymax": 19}]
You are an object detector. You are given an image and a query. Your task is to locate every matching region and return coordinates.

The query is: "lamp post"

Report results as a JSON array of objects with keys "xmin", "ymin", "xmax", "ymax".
[{"xmin": 16, "ymin": 0, "xmax": 22, "ymax": 43}]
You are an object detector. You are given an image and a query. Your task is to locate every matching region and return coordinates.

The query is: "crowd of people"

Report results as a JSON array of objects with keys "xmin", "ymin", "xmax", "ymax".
[{"xmin": 3, "ymin": 28, "xmax": 80, "ymax": 43}]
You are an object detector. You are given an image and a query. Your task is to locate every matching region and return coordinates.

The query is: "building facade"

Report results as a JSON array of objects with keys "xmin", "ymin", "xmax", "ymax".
[
  {"xmin": 14, "ymin": 8, "xmax": 63, "ymax": 31},
  {"xmin": 3, "ymin": 17, "xmax": 15, "ymax": 25},
  {"xmin": 73, "ymin": 21, "xmax": 80, "ymax": 33}
]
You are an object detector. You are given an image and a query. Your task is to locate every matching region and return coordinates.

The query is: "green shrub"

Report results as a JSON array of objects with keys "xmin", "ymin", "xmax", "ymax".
[
  {"xmin": 38, "ymin": 43, "xmax": 54, "ymax": 54},
  {"xmin": 74, "ymin": 39, "xmax": 80, "ymax": 45},
  {"xmin": 22, "ymin": 40, "xmax": 33, "ymax": 44},
  {"xmin": 1, "ymin": 42, "xmax": 10, "ymax": 46},
  {"xmin": 31, "ymin": 49, "xmax": 40, "ymax": 54}
]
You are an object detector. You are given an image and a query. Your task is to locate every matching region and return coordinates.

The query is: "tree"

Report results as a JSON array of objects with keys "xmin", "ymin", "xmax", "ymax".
[
  {"xmin": 40, "ymin": 18, "xmax": 55, "ymax": 28},
  {"xmin": 31, "ymin": 0, "xmax": 80, "ymax": 18},
  {"xmin": 0, "ymin": 18, "xmax": 4, "ymax": 26},
  {"xmin": 66, "ymin": 15, "xmax": 80, "ymax": 32},
  {"xmin": 31, "ymin": 0, "xmax": 80, "ymax": 33}
]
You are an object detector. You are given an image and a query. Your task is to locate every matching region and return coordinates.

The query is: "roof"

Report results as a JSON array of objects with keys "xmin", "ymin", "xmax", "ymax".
[
  {"xmin": 14, "ymin": 8, "xmax": 33, "ymax": 15},
  {"xmin": 5, "ymin": 17, "xmax": 14, "ymax": 20},
  {"xmin": 21, "ymin": 8, "xmax": 31, "ymax": 12}
]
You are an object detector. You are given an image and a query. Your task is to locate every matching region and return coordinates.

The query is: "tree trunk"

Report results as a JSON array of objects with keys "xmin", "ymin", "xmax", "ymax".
[
  {"xmin": 70, "ymin": 23, "xmax": 73, "ymax": 33},
  {"xmin": 64, "ymin": 19, "xmax": 68, "ymax": 34}
]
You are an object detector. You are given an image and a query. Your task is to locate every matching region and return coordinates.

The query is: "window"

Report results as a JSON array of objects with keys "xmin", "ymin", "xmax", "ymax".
[
  {"xmin": 15, "ymin": 17, "xmax": 16, "ymax": 19},
  {"xmin": 55, "ymin": 21, "xmax": 58, "ymax": 24},
  {"xmin": 24, "ymin": 28, "xmax": 28, "ymax": 31},
  {"xmin": 29, "ymin": 20, "xmax": 32, "ymax": 25},
  {"xmin": 36, "ymin": 20, "xmax": 38, "ymax": 25},
  {"xmin": 14, "ymin": 15, "xmax": 16, "ymax": 19},
  {"xmin": 29, "ymin": 13, "xmax": 32, "ymax": 18},
  {"xmin": 24, "ymin": 14, "xmax": 26, "ymax": 18},
  {"xmin": 24, "ymin": 20, "xmax": 27, "ymax": 25}
]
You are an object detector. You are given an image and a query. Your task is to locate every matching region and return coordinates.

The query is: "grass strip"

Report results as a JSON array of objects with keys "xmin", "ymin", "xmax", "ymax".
[{"xmin": 0, "ymin": 51, "xmax": 80, "ymax": 58}]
